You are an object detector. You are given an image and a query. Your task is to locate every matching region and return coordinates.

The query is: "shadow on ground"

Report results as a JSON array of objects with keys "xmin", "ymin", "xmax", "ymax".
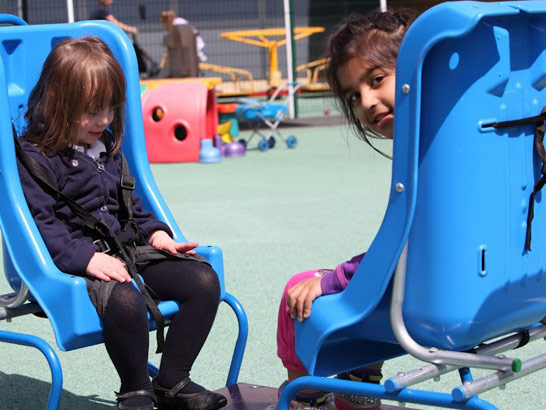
[{"xmin": 0, "ymin": 371, "xmax": 116, "ymax": 409}]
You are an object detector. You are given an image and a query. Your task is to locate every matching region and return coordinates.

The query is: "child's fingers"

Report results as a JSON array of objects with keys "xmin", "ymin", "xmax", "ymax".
[
  {"xmin": 295, "ymin": 289, "xmax": 310, "ymax": 322},
  {"xmin": 105, "ymin": 266, "xmax": 131, "ymax": 283},
  {"xmin": 175, "ymin": 242, "xmax": 199, "ymax": 253}
]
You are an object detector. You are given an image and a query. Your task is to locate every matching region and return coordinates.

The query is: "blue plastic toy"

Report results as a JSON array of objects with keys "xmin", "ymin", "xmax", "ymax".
[
  {"xmin": 278, "ymin": 2, "xmax": 546, "ymax": 410},
  {"xmin": 0, "ymin": 16, "xmax": 247, "ymax": 410},
  {"xmin": 236, "ymin": 82, "xmax": 300, "ymax": 151}
]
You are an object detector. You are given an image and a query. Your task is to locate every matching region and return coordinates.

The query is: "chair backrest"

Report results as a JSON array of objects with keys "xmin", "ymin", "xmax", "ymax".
[
  {"xmin": 295, "ymin": 0, "xmax": 546, "ymax": 375},
  {"xmin": 0, "ymin": 18, "xmax": 221, "ymax": 351}
]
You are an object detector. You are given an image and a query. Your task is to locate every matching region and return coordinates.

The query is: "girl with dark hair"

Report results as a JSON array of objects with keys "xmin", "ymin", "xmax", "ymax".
[{"xmin": 275, "ymin": 10, "xmax": 414, "ymax": 410}]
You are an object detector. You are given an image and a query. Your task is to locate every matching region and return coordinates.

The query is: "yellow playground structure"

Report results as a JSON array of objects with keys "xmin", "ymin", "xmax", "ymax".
[{"xmin": 219, "ymin": 26, "xmax": 325, "ymax": 88}]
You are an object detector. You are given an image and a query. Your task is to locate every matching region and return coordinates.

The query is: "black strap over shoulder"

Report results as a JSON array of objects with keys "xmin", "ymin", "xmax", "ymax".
[
  {"xmin": 13, "ymin": 127, "xmax": 165, "ymax": 353},
  {"xmin": 489, "ymin": 107, "xmax": 546, "ymax": 252}
]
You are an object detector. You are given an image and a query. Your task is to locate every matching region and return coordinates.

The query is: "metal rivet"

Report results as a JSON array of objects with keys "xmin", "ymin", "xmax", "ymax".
[
  {"xmin": 395, "ymin": 183, "xmax": 404, "ymax": 193},
  {"xmin": 402, "ymin": 84, "xmax": 411, "ymax": 94}
]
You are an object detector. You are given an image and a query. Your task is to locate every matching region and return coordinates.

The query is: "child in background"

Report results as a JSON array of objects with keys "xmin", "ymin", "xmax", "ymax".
[
  {"xmin": 160, "ymin": 9, "xmax": 207, "ymax": 62},
  {"xmin": 90, "ymin": 0, "xmax": 138, "ymax": 36},
  {"xmin": 276, "ymin": 10, "xmax": 414, "ymax": 410},
  {"xmin": 17, "ymin": 37, "xmax": 226, "ymax": 410}
]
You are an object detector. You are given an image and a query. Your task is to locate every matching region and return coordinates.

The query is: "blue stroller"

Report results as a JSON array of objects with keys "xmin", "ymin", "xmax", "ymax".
[{"xmin": 236, "ymin": 81, "xmax": 301, "ymax": 151}]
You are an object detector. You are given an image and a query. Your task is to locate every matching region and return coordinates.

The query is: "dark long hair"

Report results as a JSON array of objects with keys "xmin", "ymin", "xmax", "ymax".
[
  {"xmin": 326, "ymin": 10, "xmax": 414, "ymax": 154},
  {"xmin": 23, "ymin": 36, "xmax": 126, "ymax": 154}
]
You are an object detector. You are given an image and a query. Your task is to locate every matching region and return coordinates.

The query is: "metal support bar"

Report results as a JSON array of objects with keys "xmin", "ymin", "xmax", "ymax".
[
  {"xmin": 0, "ymin": 330, "xmax": 63, "ymax": 410},
  {"xmin": 0, "ymin": 302, "xmax": 43, "ymax": 320},
  {"xmin": 223, "ymin": 292, "xmax": 248, "ymax": 386},
  {"xmin": 453, "ymin": 352, "xmax": 546, "ymax": 401},
  {"xmin": 277, "ymin": 375, "xmax": 500, "ymax": 410},
  {"xmin": 385, "ymin": 323, "xmax": 546, "ymax": 392},
  {"xmin": 390, "ymin": 243, "xmax": 520, "ymax": 373},
  {"xmin": 0, "ymin": 283, "xmax": 30, "ymax": 308}
]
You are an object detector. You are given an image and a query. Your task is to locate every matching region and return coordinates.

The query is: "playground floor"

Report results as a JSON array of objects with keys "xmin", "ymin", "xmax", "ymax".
[{"xmin": 1, "ymin": 121, "xmax": 546, "ymax": 409}]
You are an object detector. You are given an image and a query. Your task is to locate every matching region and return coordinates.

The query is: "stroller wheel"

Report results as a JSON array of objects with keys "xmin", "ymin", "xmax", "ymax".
[
  {"xmin": 286, "ymin": 136, "xmax": 297, "ymax": 148},
  {"xmin": 258, "ymin": 139, "xmax": 270, "ymax": 151},
  {"xmin": 238, "ymin": 138, "xmax": 247, "ymax": 149},
  {"xmin": 268, "ymin": 136, "xmax": 276, "ymax": 148}
]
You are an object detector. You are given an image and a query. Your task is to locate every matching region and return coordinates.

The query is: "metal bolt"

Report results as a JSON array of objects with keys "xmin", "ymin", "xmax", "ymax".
[
  {"xmin": 402, "ymin": 84, "xmax": 411, "ymax": 94},
  {"xmin": 429, "ymin": 347, "xmax": 438, "ymax": 353},
  {"xmin": 395, "ymin": 183, "xmax": 405, "ymax": 193},
  {"xmin": 433, "ymin": 376, "xmax": 441, "ymax": 382},
  {"xmin": 497, "ymin": 354, "xmax": 506, "ymax": 360}
]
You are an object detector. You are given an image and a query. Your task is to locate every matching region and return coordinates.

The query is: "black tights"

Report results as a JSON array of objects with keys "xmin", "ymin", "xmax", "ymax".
[{"xmin": 102, "ymin": 259, "xmax": 220, "ymax": 393}]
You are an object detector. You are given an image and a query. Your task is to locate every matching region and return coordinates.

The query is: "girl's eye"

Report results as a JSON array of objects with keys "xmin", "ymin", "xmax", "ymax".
[{"xmin": 371, "ymin": 75, "xmax": 384, "ymax": 86}]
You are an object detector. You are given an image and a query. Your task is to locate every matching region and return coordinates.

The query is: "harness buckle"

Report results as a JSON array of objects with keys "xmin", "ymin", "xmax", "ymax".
[
  {"xmin": 93, "ymin": 239, "xmax": 111, "ymax": 254},
  {"xmin": 120, "ymin": 175, "xmax": 135, "ymax": 190}
]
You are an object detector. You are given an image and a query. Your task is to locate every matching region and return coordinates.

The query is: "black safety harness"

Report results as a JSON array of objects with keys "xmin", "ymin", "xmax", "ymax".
[
  {"xmin": 486, "ymin": 107, "xmax": 546, "ymax": 252},
  {"xmin": 13, "ymin": 128, "xmax": 165, "ymax": 353}
]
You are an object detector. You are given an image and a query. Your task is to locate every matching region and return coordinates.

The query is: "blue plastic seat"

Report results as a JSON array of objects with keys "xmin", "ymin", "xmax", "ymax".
[
  {"xmin": 279, "ymin": 2, "xmax": 546, "ymax": 410},
  {"xmin": 0, "ymin": 16, "xmax": 247, "ymax": 410}
]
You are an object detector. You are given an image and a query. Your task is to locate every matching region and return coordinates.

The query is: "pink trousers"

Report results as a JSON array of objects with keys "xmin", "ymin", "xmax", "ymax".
[{"xmin": 276, "ymin": 270, "xmax": 326, "ymax": 373}]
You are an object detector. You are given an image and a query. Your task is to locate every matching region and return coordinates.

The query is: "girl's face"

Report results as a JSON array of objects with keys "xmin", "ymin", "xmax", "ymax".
[
  {"xmin": 76, "ymin": 108, "xmax": 114, "ymax": 147},
  {"xmin": 337, "ymin": 57, "xmax": 396, "ymax": 139}
]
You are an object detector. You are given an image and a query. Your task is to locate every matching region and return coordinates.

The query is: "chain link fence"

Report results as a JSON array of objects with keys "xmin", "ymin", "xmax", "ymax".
[{"xmin": 0, "ymin": 0, "xmax": 497, "ymax": 117}]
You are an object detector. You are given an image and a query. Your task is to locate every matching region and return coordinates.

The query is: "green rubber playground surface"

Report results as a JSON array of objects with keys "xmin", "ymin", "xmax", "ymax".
[{"xmin": 1, "ymin": 122, "xmax": 545, "ymax": 410}]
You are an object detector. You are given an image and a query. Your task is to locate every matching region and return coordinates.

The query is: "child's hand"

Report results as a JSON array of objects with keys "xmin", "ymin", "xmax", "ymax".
[
  {"xmin": 148, "ymin": 230, "xmax": 198, "ymax": 255},
  {"xmin": 286, "ymin": 276, "xmax": 323, "ymax": 322},
  {"xmin": 86, "ymin": 252, "xmax": 131, "ymax": 282}
]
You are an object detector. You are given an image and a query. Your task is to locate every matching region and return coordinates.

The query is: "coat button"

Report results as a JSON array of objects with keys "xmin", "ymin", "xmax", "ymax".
[
  {"xmin": 71, "ymin": 159, "xmax": 79, "ymax": 167},
  {"xmin": 100, "ymin": 205, "xmax": 108, "ymax": 212}
]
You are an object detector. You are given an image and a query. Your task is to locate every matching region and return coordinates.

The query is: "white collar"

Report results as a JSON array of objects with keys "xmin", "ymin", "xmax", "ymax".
[{"xmin": 73, "ymin": 139, "xmax": 107, "ymax": 160}]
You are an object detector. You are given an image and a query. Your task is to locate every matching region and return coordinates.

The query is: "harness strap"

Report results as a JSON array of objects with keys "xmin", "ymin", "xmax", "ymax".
[
  {"xmin": 119, "ymin": 155, "xmax": 135, "ymax": 222},
  {"xmin": 13, "ymin": 127, "xmax": 165, "ymax": 352},
  {"xmin": 490, "ymin": 107, "xmax": 546, "ymax": 252}
]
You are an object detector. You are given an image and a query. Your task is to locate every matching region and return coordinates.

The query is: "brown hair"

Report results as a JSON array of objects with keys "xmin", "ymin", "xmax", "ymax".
[
  {"xmin": 160, "ymin": 9, "xmax": 176, "ymax": 29},
  {"xmin": 23, "ymin": 36, "xmax": 126, "ymax": 154},
  {"xmin": 326, "ymin": 10, "xmax": 414, "ymax": 153}
]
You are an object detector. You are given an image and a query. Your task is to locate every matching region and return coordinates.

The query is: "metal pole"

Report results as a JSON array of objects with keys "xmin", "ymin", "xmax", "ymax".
[
  {"xmin": 16, "ymin": 0, "xmax": 23, "ymax": 19},
  {"xmin": 283, "ymin": 0, "xmax": 296, "ymax": 119},
  {"xmin": 66, "ymin": 0, "xmax": 75, "ymax": 22}
]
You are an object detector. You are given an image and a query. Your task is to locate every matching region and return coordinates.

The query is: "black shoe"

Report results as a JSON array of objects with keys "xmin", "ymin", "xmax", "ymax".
[
  {"xmin": 116, "ymin": 389, "xmax": 156, "ymax": 410},
  {"xmin": 153, "ymin": 377, "xmax": 228, "ymax": 410}
]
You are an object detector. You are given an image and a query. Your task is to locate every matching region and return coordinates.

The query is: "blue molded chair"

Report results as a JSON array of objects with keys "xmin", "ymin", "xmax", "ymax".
[
  {"xmin": 0, "ymin": 16, "xmax": 248, "ymax": 410},
  {"xmin": 279, "ymin": 2, "xmax": 546, "ymax": 410}
]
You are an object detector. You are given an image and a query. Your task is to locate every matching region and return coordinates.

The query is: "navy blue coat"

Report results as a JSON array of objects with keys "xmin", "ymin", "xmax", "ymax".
[{"xmin": 17, "ymin": 140, "xmax": 172, "ymax": 276}]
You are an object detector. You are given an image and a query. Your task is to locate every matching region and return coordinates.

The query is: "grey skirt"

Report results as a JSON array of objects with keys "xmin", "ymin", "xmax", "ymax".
[{"xmin": 85, "ymin": 245, "xmax": 209, "ymax": 318}]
